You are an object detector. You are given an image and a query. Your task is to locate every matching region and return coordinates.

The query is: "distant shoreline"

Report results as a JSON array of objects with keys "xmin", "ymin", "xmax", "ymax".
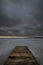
[{"xmin": 0, "ymin": 36, "xmax": 43, "ymax": 38}]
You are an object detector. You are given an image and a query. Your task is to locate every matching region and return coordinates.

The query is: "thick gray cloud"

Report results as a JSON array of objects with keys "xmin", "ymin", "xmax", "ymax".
[{"xmin": 0, "ymin": 0, "xmax": 43, "ymax": 36}]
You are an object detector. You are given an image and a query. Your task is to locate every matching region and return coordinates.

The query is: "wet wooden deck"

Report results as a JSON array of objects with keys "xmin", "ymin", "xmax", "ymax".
[{"xmin": 4, "ymin": 46, "xmax": 40, "ymax": 65}]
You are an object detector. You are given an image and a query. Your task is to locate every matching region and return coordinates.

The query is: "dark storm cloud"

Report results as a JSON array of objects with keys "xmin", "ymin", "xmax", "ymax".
[{"xmin": 0, "ymin": 0, "xmax": 43, "ymax": 36}]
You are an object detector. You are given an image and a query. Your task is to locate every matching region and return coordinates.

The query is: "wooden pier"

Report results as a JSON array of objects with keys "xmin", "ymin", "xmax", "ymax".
[{"xmin": 4, "ymin": 46, "xmax": 40, "ymax": 65}]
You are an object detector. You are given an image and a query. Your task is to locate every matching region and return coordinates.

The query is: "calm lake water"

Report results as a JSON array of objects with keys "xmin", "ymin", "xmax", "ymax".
[{"xmin": 0, "ymin": 39, "xmax": 43, "ymax": 65}]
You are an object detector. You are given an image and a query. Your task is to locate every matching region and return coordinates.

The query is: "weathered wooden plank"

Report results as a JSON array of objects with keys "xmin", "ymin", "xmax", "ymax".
[{"xmin": 13, "ymin": 46, "xmax": 29, "ymax": 52}]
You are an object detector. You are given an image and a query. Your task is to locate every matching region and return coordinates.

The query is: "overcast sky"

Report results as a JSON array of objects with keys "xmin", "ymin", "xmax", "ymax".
[{"xmin": 0, "ymin": 0, "xmax": 43, "ymax": 36}]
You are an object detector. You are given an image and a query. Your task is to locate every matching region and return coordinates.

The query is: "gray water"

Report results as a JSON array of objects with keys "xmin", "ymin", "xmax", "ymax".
[{"xmin": 0, "ymin": 39, "xmax": 43, "ymax": 65}]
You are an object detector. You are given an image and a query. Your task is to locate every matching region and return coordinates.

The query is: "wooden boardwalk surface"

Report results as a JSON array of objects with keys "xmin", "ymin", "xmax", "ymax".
[{"xmin": 4, "ymin": 46, "xmax": 40, "ymax": 65}]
